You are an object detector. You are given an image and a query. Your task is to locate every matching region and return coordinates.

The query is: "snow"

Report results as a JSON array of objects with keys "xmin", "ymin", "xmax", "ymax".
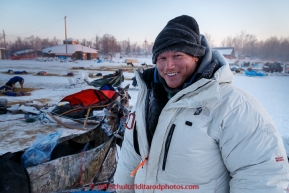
[{"xmin": 0, "ymin": 58, "xmax": 288, "ymax": 156}]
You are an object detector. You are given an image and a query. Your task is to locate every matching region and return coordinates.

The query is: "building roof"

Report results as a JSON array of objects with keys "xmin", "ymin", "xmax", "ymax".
[
  {"xmin": 13, "ymin": 49, "xmax": 34, "ymax": 56},
  {"xmin": 66, "ymin": 38, "xmax": 78, "ymax": 42},
  {"xmin": 212, "ymin": 47, "xmax": 234, "ymax": 55},
  {"xmin": 42, "ymin": 44, "xmax": 97, "ymax": 55}
]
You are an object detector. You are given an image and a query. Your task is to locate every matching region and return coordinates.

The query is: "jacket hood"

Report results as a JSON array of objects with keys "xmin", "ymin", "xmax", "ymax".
[
  {"xmin": 198, "ymin": 34, "xmax": 234, "ymax": 84},
  {"xmin": 211, "ymin": 49, "xmax": 234, "ymax": 84}
]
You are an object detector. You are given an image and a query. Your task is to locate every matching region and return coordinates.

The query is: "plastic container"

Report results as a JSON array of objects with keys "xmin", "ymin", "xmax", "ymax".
[{"xmin": 0, "ymin": 98, "xmax": 8, "ymax": 108}]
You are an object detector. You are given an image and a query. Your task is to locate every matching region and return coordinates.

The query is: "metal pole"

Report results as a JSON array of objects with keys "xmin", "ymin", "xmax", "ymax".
[
  {"xmin": 144, "ymin": 39, "xmax": 147, "ymax": 57},
  {"xmin": 3, "ymin": 30, "xmax": 7, "ymax": 59},
  {"xmin": 64, "ymin": 16, "xmax": 68, "ymax": 60}
]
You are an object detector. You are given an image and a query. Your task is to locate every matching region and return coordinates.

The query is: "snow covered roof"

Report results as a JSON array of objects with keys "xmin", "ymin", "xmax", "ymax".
[
  {"xmin": 13, "ymin": 49, "xmax": 34, "ymax": 56},
  {"xmin": 66, "ymin": 38, "xmax": 78, "ymax": 42},
  {"xmin": 212, "ymin": 47, "xmax": 234, "ymax": 55},
  {"xmin": 42, "ymin": 44, "xmax": 98, "ymax": 55}
]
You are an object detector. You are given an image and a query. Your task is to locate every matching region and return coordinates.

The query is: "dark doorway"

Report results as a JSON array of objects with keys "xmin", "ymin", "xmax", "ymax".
[{"xmin": 87, "ymin": 53, "xmax": 91, "ymax": 60}]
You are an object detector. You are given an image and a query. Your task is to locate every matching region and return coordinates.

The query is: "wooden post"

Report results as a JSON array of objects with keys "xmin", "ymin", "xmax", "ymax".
[
  {"xmin": 3, "ymin": 30, "xmax": 6, "ymax": 59},
  {"xmin": 64, "ymin": 16, "xmax": 68, "ymax": 60}
]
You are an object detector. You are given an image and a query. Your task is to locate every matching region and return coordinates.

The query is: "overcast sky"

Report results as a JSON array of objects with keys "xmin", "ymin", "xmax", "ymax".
[{"xmin": 1, "ymin": 0, "xmax": 289, "ymax": 46}]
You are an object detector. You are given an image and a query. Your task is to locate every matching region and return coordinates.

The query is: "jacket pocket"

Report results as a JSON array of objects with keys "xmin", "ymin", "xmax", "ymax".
[{"xmin": 162, "ymin": 124, "xmax": 176, "ymax": 171}]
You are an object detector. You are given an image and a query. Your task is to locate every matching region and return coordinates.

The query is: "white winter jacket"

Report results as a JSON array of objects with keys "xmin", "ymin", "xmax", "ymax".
[{"xmin": 115, "ymin": 50, "xmax": 289, "ymax": 193}]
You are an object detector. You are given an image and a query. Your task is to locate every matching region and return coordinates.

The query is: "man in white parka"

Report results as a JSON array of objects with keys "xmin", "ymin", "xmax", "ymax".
[{"xmin": 114, "ymin": 15, "xmax": 289, "ymax": 193}]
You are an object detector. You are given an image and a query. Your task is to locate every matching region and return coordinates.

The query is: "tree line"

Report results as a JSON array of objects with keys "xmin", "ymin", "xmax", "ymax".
[
  {"xmin": 220, "ymin": 31, "xmax": 289, "ymax": 62},
  {"xmin": 1, "ymin": 32, "xmax": 288, "ymax": 62},
  {"xmin": 82, "ymin": 34, "xmax": 154, "ymax": 57},
  {"xmin": 0, "ymin": 34, "xmax": 154, "ymax": 58},
  {"xmin": 1, "ymin": 36, "xmax": 60, "ymax": 56}
]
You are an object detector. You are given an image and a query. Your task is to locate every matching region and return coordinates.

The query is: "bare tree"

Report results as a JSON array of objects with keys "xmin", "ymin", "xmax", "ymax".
[
  {"xmin": 52, "ymin": 37, "xmax": 61, "ymax": 45},
  {"xmin": 279, "ymin": 38, "xmax": 289, "ymax": 61},
  {"xmin": 221, "ymin": 31, "xmax": 257, "ymax": 59},
  {"xmin": 203, "ymin": 33, "xmax": 215, "ymax": 47},
  {"xmin": 81, "ymin": 39, "xmax": 87, "ymax": 46},
  {"xmin": 147, "ymin": 41, "xmax": 154, "ymax": 55},
  {"xmin": 125, "ymin": 39, "xmax": 131, "ymax": 55},
  {"xmin": 221, "ymin": 30, "xmax": 289, "ymax": 61},
  {"xmin": 131, "ymin": 42, "xmax": 139, "ymax": 56},
  {"xmin": 5, "ymin": 36, "xmax": 60, "ymax": 56},
  {"xmin": 243, "ymin": 34, "xmax": 257, "ymax": 57},
  {"xmin": 100, "ymin": 34, "xmax": 119, "ymax": 55},
  {"xmin": 94, "ymin": 35, "xmax": 101, "ymax": 50},
  {"xmin": 86, "ymin": 40, "xmax": 93, "ymax": 48},
  {"xmin": 221, "ymin": 36, "xmax": 233, "ymax": 47}
]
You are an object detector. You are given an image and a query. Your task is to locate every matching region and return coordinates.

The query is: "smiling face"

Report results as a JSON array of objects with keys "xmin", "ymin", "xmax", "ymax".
[{"xmin": 156, "ymin": 52, "xmax": 199, "ymax": 88}]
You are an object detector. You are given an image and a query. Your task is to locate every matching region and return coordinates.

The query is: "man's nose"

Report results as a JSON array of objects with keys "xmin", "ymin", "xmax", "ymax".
[{"xmin": 165, "ymin": 57, "xmax": 175, "ymax": 69}]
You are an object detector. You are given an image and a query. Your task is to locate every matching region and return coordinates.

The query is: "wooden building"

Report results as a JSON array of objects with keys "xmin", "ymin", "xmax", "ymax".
[{"xmin": 42, "ymin": 38, "xmax": 98, "ymax": 60}]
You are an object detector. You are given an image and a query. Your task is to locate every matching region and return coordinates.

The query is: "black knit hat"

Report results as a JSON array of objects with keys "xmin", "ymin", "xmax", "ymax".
[{"xmin": 152, "ymin": 15, "xmax": 205, "ymax": 64}]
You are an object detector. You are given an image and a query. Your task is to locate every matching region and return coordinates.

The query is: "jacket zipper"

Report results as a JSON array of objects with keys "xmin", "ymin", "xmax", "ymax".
[{"xmin": 162, "ymin": 124, "xmax": 176, "ymax": 171}]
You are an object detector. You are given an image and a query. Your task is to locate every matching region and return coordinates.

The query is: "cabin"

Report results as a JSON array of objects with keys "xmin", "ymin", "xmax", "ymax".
[
  {"xmin": 212, "ymin": 47, "xmax": 235, "ymax": 59},
  {"xmin": 42, "ymin": 38, "xmax": 98, "ymax": 60},
  {"xmin": 0, "ymin": 48, "xmax": 5, "ymax": 59}
]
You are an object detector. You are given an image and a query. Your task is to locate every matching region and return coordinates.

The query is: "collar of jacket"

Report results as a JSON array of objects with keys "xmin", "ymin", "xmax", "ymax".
[
  {"xmin": 164, "ymin": 50, "xmax": 234, "ymax": 109},
  {"xmin": 164, "ymin": 78, "xmax": 221, "ymax": 110}
]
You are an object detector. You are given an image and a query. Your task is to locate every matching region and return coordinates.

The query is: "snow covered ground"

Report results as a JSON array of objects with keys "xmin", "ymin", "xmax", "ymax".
[{"xmin": 0, "ymin": 58, "xmax": 288, "ymax": 155}]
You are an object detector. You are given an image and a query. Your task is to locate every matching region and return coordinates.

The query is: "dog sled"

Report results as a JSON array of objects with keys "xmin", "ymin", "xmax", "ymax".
[
  {"xmin": 49, "ymin": 87, "xmax": 119, "ymax": 130},
  {"xmin": 85, "ymin": 69, "xmax": 124, "ymax": 88},
  {"xmin": 0, "ymin": 84, "xmax": 130, "ymax": 193}
]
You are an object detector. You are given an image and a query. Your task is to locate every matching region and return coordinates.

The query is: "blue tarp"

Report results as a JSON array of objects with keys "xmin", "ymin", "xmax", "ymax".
[{"xmin": 245, "ymin": 70, "xmax": 266, "ymax": 76}]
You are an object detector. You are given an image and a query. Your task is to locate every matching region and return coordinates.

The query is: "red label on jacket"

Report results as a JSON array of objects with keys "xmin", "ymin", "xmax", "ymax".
[{"xmin": 275, "ymin": 156, "xmax": 284, "ymax": 162}]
